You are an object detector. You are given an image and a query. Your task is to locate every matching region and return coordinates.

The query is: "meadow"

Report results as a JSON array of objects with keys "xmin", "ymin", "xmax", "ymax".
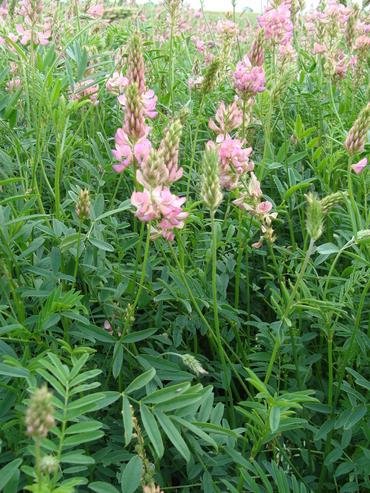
[{"xmin": 0, "ymin": 0, "xmax": 369, "ymax": 492}]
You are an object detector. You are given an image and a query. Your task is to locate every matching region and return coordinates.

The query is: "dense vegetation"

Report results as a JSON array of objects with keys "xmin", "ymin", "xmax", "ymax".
[{"xmin": 0, "ymin": 0, "xmax": 369, "ymax": 492}]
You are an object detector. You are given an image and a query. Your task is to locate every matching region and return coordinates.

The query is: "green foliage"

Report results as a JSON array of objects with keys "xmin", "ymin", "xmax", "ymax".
[{"xmin": 0, "ymin": 1, "xmax": 369, "ymax": 492}]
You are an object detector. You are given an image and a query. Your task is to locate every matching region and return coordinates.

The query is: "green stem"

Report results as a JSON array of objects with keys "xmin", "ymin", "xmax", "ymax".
[
  {"xmin": 168, "ymin": 242, "xmax": 251, "ymax": 398},
  {"xmin": 169, "ymin": 19, "xmax": 175, "ymax": 112},
  {"xmin": 186, "ymin": 95, "xmax": 206, "ymax": 199},
  {"xmin": 264, "ymin": 238, "xmax": 315, "ymax": 385},
  {"xmin": 73, "ymin": 221, "xmax": 82, "ymax": 286},
  {"xmin": 211, "ymin": 214, "xmax": 234, "ymax": 422}
]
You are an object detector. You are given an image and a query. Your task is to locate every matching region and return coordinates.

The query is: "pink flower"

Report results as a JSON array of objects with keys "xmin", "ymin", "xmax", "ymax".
[
  {"xmin": 6, "ymin": 77, "xmax": 21, "ymax": 91},
  {"xmin": 351, "ymin": 158, "xmax": 368, "ymax": 175},
  {"xmin": 134, "ymin": 138, "xmax": 152, "ymax": 164},
  {"xmin": 256, "ymin": 201, "xmax": 273, "ymax": 214},
  {"xmin": 354, "ymin": 35, "xmax": 370, "ymax": 52},
  {"xmin": 218, "ymin": 135, "xmax": 254, "ymax": 189},
  {"xmin": 142, "ymin": 89, "xmax": 158, "ymax": 119},
  {"xmin": 131, "ymin": 186, "xmax": 188, "ymax": 240},
  {"xmin": 131, "ymin": 189, "xmax": 160, "ymax": 221},
  {"xmin": 192, "ymin": 37, "xmax": 206, "ymax": 53},
  {"xmin": 106, "ymin": 72, "xmax": 129, "ymax": 95},
  {"xmin": 87, "ymin": 3, "xmax": 104, "ymax": 18},
  {"xmin": 216, "ymin": 19, "xmax": 238, "ymax": 38},
  {"xmin": 258, "ymin": 3, "xmax": 293, "ymax": 46},
  {"xmin": 233, "ymin": 56, "xmax": 265, "ymax": 97},
  {"xmin": 112, "ymin": 129, "xmax": 151, "ymax": 173},
  {"xmin": 248, "ymin": 172, "xmax": 262, "ymax": 198}
]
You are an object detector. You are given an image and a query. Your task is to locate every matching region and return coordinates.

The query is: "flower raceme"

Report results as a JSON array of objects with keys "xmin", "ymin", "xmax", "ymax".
[
  {"xmin": 258, "ymin": 2, "xmax": 293, "ymax": 46},
  {"xmin": 233, "ymin": 56, "xmax": 266, "ymax": 98},
  {"xmin": 131, "ymin": 187, "xmax": 188, "ymax": 241},
  {"xmin": 233, "ymin": 173, "xmax": 277, "ymax": 247},
  {"xmin": 217, "ymin": 136, "xmax": 254, "ymax": 190},
  {"xmin": 208, "ymin": 101, "xmax": 254, "ymax": 190}
]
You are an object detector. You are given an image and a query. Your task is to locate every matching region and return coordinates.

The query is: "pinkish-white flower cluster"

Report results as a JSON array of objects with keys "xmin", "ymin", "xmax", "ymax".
[
  {"xmin": 258, "ymin": 2, "xmax": 293, "ymax": 46},
  {"xmin": 110, "ymin": 34, "xmax": 158, "ymax": 173},
  {"xmin": 4, "ymin": 0, "xmax": 52, "ymax": 46},
  {"xmin": 233, "ymin": 173, "xmax": 277, "ymax": 248},
  {"xmin": 131, "ymin": 186, "xmax": 188, "ymax": 241},
  {"xmin": 208, "ymin": 100, "xmax": 254, "ymax": 190},
  {"xmin": 106, "ymin": 72, "xmax": 129, "ymax": 95},
  {"xmin": 110, "ymin": 33, "xmax": 187, "ymax": 241},
  {"xmin": 112, "ymin": 129, "xmax": 151, "ymax": 174},
  {"xmin": 233, "ymin": 56, "xmax": 266, "ymax": 98}
]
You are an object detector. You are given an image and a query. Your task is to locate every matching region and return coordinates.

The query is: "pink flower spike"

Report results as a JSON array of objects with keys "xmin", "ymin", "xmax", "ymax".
[{"xmin": 351, "ymin": 158, "xmax": 368, "ymax": 175}]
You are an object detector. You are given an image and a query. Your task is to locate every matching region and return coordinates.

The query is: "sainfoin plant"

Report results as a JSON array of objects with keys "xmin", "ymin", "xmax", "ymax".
[{"xmin": 0, "ymin": 0, "xmax": 369, "ymax": 492}]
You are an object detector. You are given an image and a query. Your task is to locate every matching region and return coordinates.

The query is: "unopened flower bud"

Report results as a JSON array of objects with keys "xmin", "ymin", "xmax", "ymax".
[
  {"xmin": 344, "ymin": 103, "xmax": 370, "ymax": 155},
  {"xmin": 305, "ymin": 192, "xmax": 324, "ymax": 241},
  {"xmin": 124, "ymin": 83, "xmax": 147, "ymax": 141},
  {"xmin": 182, "ymin": 354, "xmax": 208, "ymax": 376},
  {"xmin": 137, "ymin": 149, "xmax": 169, "ymax": 189},
  {"xmin": 40, "ymin": 455, "xmax": 59, "ymax": 474},
  {"xmin": 127, "ymin": 32, "xmax": 146, "ymax": 94},
  {"xmin": 201, "ymin": 59, "xmax": 220, "ymax": 94},
  {"xmin": 200, "ymin": 145, "xmax": 223, "ymax": 213},
  {"xmin": 320, "ymin": 191, "xmax": 347, "ymax": 214},
  {"xmin": 249, "ymin": 29, "xmax": 265, "ymax": 67},
  {"xmin": 76, "ymin": 189, "xmax": 90, "ymax": 220},
  {"xmin": 158, "ymin": 118, "xmax": 183, "ymax": 184},
  {"xmin": 356, "ymin": 229, "xmax": 370, "ymax": 243},
  {"xmin": 25, "ymin": 386, "xmax": 55, "ymax": 439}
]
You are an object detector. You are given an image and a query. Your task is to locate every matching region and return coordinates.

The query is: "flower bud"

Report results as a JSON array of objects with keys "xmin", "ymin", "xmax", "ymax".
[
  {"xmin": 344, "ymin": 102, "xmax": 370, "ymax": 155},
  {"xmin": 201, "ymin": 59, "xmax": 220, "ymax": 94},
  {"xmin": 320, "ymin": 191, "xmax": 346, "ymax": 214},
  {"xmin": 248, "ymin": 29, "xmax": 265, "ymax": 67},
  {"xmin": 182, "ymin": 354, "xmax": 208, "ymax": 376},
  {"xmin": 158, "ymin": 118, "xmax": 183, "ymax": 184},
  {"xmin": 25, "ymin": 386, "xmax": 55, "ymax": 439},
  {"xmin": 137, "ymin": 149, "xmax": 169, "ymax": 189},
  {"xmin": 200, "ymin": 145, "xmax": 223, "ymax": 213},
  {"xmin": 124, "ymin": 83, "xmax": 147, "ymax": 141},
  {"xmin": 76, "ymin": 189, "xmax": 90, "ymax": 220},
  {"xmin": 305, "ymin": 192, "xmax": 324, "ymax": 241},
  {"xmin": 127, "ymin": 32, "xmax": 146, "ymax": 95},
  {"xmin": 40, "ymin": 455, "xmax": 59, "ymax": 474}
]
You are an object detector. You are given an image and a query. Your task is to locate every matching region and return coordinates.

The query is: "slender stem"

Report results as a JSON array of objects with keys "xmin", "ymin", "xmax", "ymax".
[
  {"xmin": 211, "ymin": 214, "xmax": 234, "ymax": 422},
  {"xmin": 73, "ymin": 221, "xmax": 82, "ymax": 286},
  {"xmin": 186, "ymin": 95, "xmax": 205, "ymax": 199},
  {"xmin": 132, "ymin": 224, "xmax": 151, "ymax": 312},
  {"xmin": 264, "ymin": 238, "xmax": 315, "ymax": 385},
  {"xmin": 34, "ymin": 438, "xmax": 42, "ymax": 485},
  {"xmin": 169, "ymin": 18, "xmax": 175, "ymax": 112},
  {"xmin": 168, "ymin": 242, "xmax": 251, "ymax": 397}
]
